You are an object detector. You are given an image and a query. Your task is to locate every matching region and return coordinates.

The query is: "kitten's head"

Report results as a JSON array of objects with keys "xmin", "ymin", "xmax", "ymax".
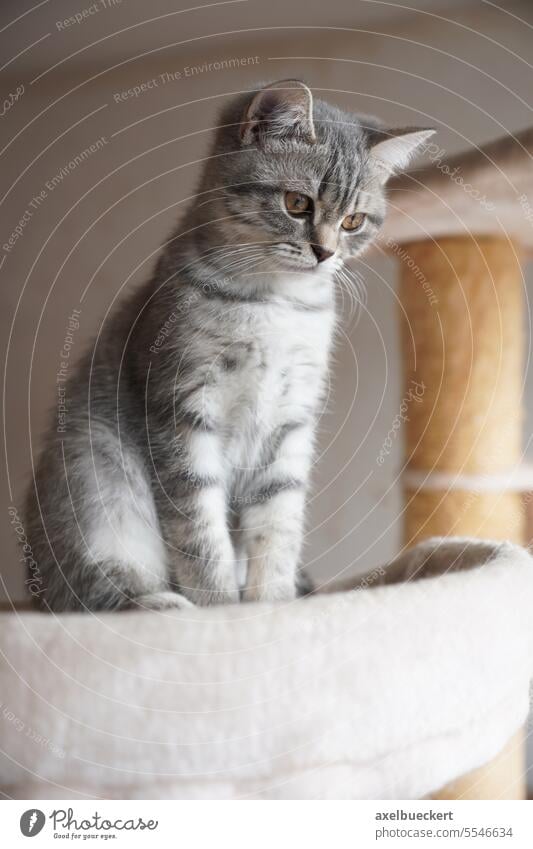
[{"xmin": 194, "ymin": 80, "xmax": 433, "ymax": 279}]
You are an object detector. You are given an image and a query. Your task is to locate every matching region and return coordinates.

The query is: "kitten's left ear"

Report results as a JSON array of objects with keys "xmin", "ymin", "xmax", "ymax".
[
  {"xmin": 369, "ymin": 127, "xmax": 435, "ymax": 179},
  {"xmin": 240, "ymin": 79, "xmax": 316, "ymax": 146}
]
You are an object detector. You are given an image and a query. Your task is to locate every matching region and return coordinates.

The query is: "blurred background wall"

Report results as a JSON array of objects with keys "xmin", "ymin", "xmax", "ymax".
[{"xmin": 2, "ymin": 0, "xmax": 533, "ymax": 768}]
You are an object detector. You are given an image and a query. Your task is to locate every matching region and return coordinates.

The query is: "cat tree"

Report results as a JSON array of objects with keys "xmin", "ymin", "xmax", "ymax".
[
  {"xmin": 382, "ymin": 126, "xmax": 533, "ymax": 798},
  {"xmin": 1, "ymin": 128, "xmax": 533, "ymax": 800}
]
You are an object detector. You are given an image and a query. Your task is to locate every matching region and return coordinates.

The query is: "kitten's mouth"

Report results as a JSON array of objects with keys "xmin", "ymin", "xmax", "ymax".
[
  {"xmin": 275, "ymin": 253, "xmax": 338, "ymax": 273},
  {"xmin": 242, "ymin": 244, "xmax": 340, "ymax": 275},
  {"xmin": 284, "ymin": 259, "xmax": 318, "ymax": 271}
]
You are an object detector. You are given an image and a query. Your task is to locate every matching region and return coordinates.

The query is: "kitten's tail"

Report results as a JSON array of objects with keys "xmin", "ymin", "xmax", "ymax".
[{"xmin": 296, "ymin": 568, "xmax": 315, "ymax": 598}]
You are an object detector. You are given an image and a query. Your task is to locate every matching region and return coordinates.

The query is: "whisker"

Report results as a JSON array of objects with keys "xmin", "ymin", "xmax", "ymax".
[
  {"xmin": 218, "ymin": 251, "xmax": 264, "ymax": 273},
  {"xmin": 336, "ymin": 265, "xmax": 367, "ymax": 325}
]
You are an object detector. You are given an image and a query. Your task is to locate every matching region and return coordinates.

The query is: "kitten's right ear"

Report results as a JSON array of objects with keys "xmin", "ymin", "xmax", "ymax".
[
  {"xmin": 240, "ymin": 80, "xmax": 316, "ymax": 146},
  {"xmin": 369, "ymin": 127, "xmax": 436, "ymax": 179}
]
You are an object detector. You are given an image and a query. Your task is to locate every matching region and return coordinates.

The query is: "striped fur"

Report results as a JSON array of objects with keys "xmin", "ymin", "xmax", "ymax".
[{"xmin": 23, "ymin": 81, "xmax": 432, "ymax": 611}]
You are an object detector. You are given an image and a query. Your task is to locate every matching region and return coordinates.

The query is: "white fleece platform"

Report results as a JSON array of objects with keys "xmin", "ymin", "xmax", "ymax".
[{"xmin": 1, "ymin": 539, "xmax": 533, "ymax": 800}]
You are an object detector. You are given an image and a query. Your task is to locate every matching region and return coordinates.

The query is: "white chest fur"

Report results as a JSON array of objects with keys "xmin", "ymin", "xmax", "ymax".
[{"xmin": 221, "ymin": 287, "xmax": 336, "ymax": 471}]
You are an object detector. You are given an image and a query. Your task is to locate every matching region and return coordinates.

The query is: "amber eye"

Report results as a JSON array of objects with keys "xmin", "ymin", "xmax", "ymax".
[
  {"xmin": 285, "ymin": 192, "xmax": 312, "ymax": 215},
  {"xmin": 341, "ymin": 212, "xmax": 366, "ymax": 232}
]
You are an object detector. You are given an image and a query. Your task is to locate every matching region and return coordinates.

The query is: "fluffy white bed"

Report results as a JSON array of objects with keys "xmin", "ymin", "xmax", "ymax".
[{"xmin": 1, "ymin": 538, "xmax": 532, "ymax": 799}]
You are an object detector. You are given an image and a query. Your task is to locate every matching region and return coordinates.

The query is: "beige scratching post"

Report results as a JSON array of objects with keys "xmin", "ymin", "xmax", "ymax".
[
  {"xmin": 400, "ymin": 236, "xmax": 524, "ymax": 547},
  {"xmin": 398, "ymin": 236, "xmax": 525, "ymax": 799}
]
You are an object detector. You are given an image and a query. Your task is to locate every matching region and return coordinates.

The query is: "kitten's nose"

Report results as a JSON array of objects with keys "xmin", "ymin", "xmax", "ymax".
[{"xmin": 311, "ymin": 244, "xmax": 335, "ymax": 263}]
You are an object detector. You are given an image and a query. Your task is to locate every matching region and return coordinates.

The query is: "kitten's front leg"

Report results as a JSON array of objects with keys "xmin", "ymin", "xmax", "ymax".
[
  {"xmin": 241, "ymin": 487, "xmax": 306, "ymax": 603},
  {"xmin": 161, "ymin": 487, "xmax": 239, "ymax": 606},
  {"xmin": 159, "ymin": 429, "xmax": 239, "ymax": 606},
  {"xmin": 241, "ymin": 424, "xmax": 313, "ymax": 603}
]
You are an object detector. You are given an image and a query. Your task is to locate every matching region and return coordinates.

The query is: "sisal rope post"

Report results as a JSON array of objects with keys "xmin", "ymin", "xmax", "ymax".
[{"xmin": 397, "ymin": 235, "xmax": 526, "ymax": 799}]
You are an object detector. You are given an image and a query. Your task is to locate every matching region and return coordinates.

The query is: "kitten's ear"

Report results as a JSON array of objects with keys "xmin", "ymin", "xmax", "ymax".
[
  {"xmin": 240, "ymin": 80, "xmax": 316, "ymax": 146},
  {"xmin": 369, "ymin": 127, "xmax": 435, "ymax": 179}
]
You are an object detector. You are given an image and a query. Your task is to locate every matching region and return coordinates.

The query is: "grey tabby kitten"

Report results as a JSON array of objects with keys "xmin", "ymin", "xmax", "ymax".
[{"xmin": 24, "ymin": 80, "xmax": 433, "ymax": 612}]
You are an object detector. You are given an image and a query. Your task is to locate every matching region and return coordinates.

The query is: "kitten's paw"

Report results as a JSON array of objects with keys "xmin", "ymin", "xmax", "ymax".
[
  {"xmin": 131, "ymin": 591, "xmax": 195, "ymax": 611},
  {"xmin": 243, "ymin": 582, "xmax": 297, "ymax": 604},
  {"xmin": 186, "ymin": 586, "xmax": 240, "ymax": 606}
]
